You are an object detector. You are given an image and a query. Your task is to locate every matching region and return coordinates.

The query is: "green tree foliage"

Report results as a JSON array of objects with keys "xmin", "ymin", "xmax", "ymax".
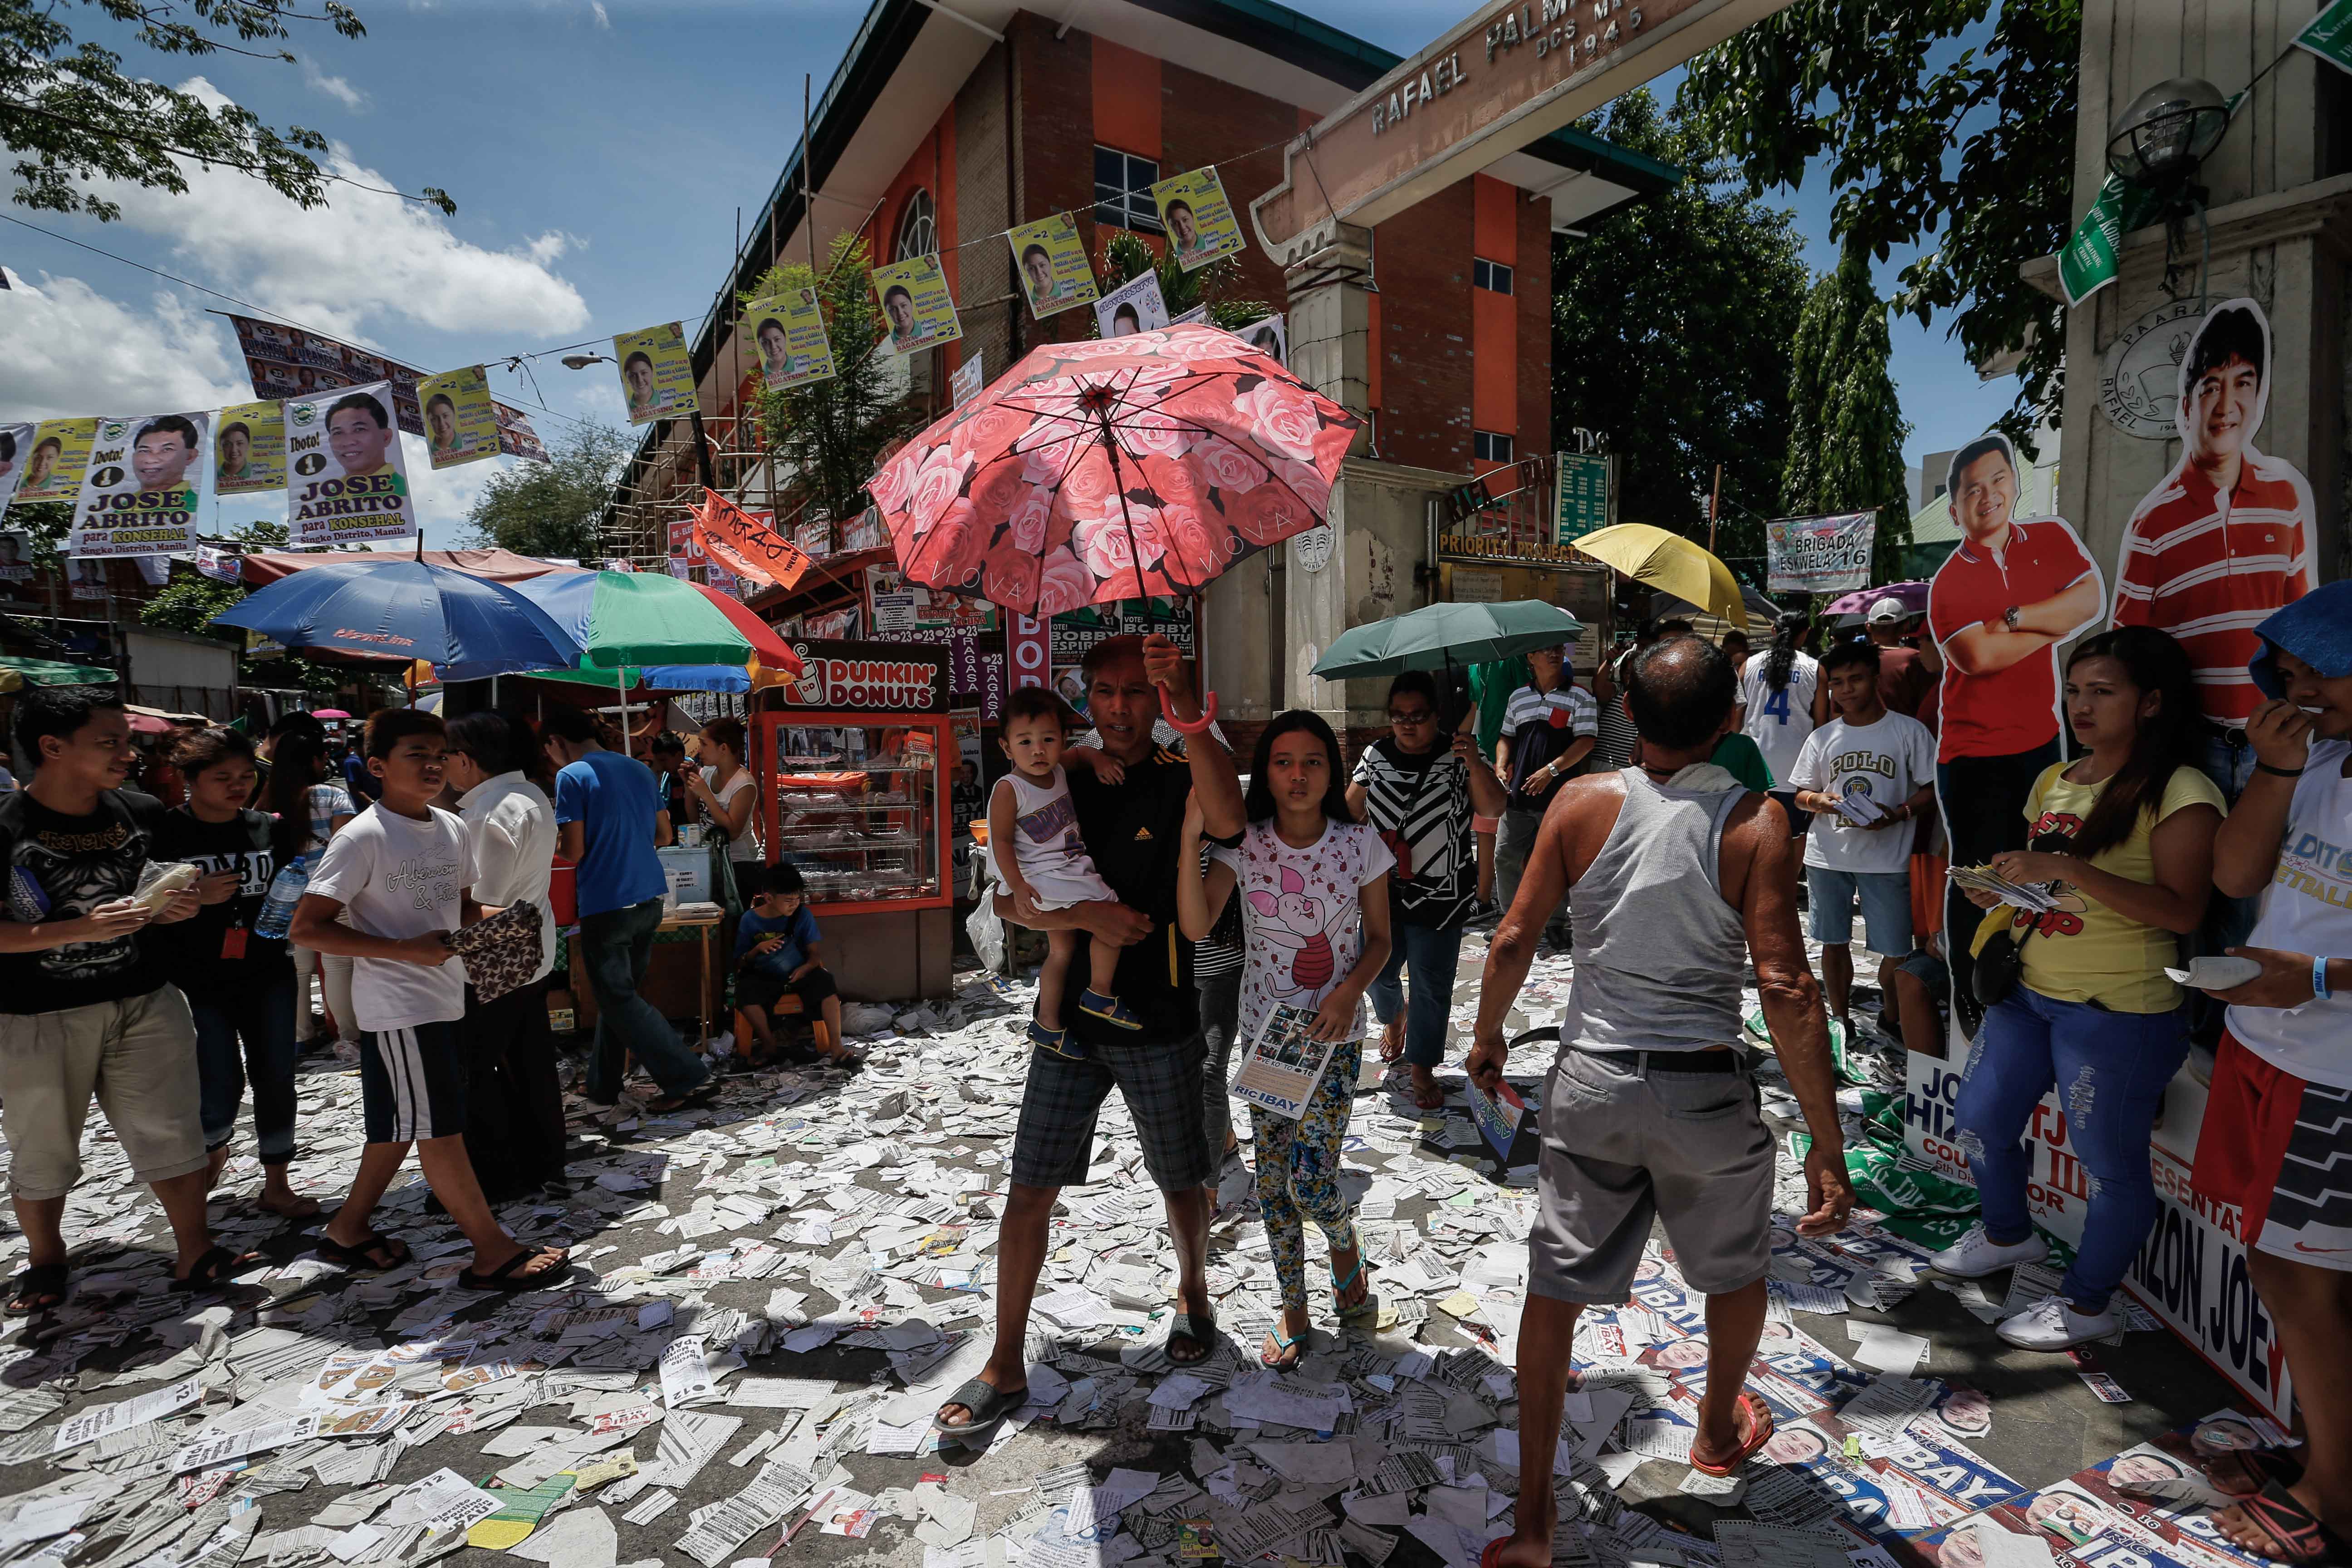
[
  {"xmin": 1090, "ymin": 229, "xmax": 1269, "ymax": 332},
  {"xmin": 745, "ymin": 235, "xmax": 928, "ymax": 526},
  {"xmin": 1783, "ymin": 248, "xmax": 1914, "ymax": 583},
  {"xmin": 1680, "ymin": 0, "xmax": 2078, "ymax": 449},
  {"xmin": 2, "ymin": 0, "xmax": 454, "ymax": 220},
  {"xmin": 463, "ymin": 421, "xmax": 630, "ymax": 564},
  {"xmin": 1551, "ymin": 90, "xmax": 1811, "ymax": 569}
]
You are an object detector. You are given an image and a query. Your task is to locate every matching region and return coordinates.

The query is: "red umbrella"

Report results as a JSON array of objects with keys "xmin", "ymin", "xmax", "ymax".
[
  {"xmin": 685, "ymin": 580, "xmax": 802, "ymax": 676},
  {"xmin": 870, "ymin": 324, "xmax": 1362, "ymax": 616}
]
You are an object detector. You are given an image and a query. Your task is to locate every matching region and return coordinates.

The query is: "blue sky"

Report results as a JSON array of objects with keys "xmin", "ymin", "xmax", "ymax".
[{"xmin": 1, "ymin": 0, "xmax": 2020, "ymax": 544}]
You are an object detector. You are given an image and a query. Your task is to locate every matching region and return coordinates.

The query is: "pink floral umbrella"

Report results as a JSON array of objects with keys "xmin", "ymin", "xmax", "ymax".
[{"xmin": 870, "ymin": 324, "xmax": 1362, "ymax": 617}]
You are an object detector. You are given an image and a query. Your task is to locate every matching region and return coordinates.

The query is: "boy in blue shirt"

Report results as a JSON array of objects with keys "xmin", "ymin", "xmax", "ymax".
[{"xmin": 735, "ymin": 864, "xmax": 858, "ymax": 1068}]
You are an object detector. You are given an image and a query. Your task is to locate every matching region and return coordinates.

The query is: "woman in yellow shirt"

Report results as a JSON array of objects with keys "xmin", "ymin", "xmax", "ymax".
[{"xmin": 1934, "ymin": 627, "xmax": 2223, "ymax": 1351}]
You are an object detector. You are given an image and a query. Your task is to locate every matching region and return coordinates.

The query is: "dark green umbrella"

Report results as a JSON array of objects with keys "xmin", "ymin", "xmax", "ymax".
[{"xmin": 1310, "ymin": 599, "xmax": 1583, "ymax": 680}]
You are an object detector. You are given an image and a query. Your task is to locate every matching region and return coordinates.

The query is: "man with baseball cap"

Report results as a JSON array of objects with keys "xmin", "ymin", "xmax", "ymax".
[{"xmin": 1865, "ymin": 598, "xmax": 1936, "ymax": 721}]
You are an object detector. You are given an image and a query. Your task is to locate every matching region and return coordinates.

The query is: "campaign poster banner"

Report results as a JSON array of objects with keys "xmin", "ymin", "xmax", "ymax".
[
  {"xmin": 224, "ymin": 314, "xmax": 548, "ymax": 463},
  {"xmin": 284, "ymin": 382, "xmax": 417, "ymax": 548},
  {"xmin": 872, "ymin": 256, "xmax": 962, "ymax": 356},
  {"xmin": 417, "ymin": 366, "xmax": 500, "ymax": 470},
  {"xmin": 1006, "ymin": 213, "xmax": 1098, "ymax": 319},
  {"xmin": 950, "ymin": 351, "xmax": 984, "ymax": 409},
  {"xmin": 1234, "ymin": 313, "xmax": 1287, "ymax": 365},
  {"xmin": 1150, "ymin": 166, "xmax": 1246, "ymax": 270},
  {"xmin": 67, "ymin": 412, "xmax": 210, "ymax": 557},
  {"xmin": 613, "ymin": 322, "xmax": 698, "ymax": 426},
  {"xmin": 0, "ymin": 530, "xmax": 32, "ymax": 584},
  {"xmin": 2110, "ymin": 298, "xmax": 2316, "ymax": 727},
  {"xmin": 0, "ymin": 424, "xmax": 32, "ymax": 514},
  {"xmin": 213, "ymin": 400, "xmax": 286, "ymax": 495},
  {"xmin": 1095, "ymin": 270, "xmax": 1168, "ymax": 339},
  {"xmin": 1766, "ymin": 510, "xmax": 1877, "ymax": 593},
  {"xmin": 12, "ymin": 417, "xmax": 97, "ymax": 505},
  {"xmin": 744, "ymin": 289, "xmax": 836, "ymax": 392}
]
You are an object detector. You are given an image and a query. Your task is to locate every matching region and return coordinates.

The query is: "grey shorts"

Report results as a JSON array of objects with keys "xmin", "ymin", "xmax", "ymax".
[
  {"xmin": 0, "ymin": 987, "xmax": 207, "ymax": 1200},
  {"xmin": 1528, "ymin": 1046, "xmax": 1775, "ymax": 1301}
]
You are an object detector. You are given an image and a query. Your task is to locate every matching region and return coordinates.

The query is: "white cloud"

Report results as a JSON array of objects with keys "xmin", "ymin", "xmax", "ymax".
[
  {"xmin": 0, "ymin": 272, "xmax": 251, "ymax": 419},
  {"xmin": 590, "ymin": 2, "xmax": 612, "ymax": 28},
  {"xmin": 299, "ymin": 59, "xmax": 369, "ymax": 112}
]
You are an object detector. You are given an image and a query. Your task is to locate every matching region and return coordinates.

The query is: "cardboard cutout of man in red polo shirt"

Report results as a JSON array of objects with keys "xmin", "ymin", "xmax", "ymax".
[{"xmin": 1926, "ymin": 432, "xmax": 2105, "ymax": 1024}]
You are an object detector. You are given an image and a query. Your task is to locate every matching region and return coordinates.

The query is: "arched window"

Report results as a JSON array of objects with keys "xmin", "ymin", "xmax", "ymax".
[{"xmin": 894, "ymin": 189, "xmax": 936, "ymax": 262}]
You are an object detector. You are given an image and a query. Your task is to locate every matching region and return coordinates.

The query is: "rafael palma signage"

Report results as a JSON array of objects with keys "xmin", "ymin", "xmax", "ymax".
[{"xmin": 1252, "ymin": 0, "xmax": 1798, "ymax": 265}]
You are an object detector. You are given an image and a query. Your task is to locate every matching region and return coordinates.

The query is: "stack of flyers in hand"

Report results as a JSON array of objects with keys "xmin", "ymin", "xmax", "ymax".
[
  {"xmin": 1949, "ymin": 864, "xmax": 2068, "ymax": 913},
  {"xmin": 1831, "ymin": 790, "xmax": 1888, "ymax": 828},
  {"xmin": 1233, "ymin": 1002, "xmax": 1338, "ymax": 1121}
]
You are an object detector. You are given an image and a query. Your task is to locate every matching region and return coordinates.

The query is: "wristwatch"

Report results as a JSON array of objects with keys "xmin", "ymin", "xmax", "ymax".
[{"xmin": 2002, "ymin": 605, "xmax": 2023, "ymax": 631}]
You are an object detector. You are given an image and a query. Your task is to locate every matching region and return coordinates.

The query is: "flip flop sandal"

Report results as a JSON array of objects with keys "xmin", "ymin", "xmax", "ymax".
[
  {"xmin": 2200, "ymin": 1448, "xmax": 2308, "ymax": 1498},
  {"xmin": 1330, "ymin": 1257, "xmax": 1379, "ymax": 1327},
  {"xmin": 171, "ymin": 1246, "xmax": 256, "ymax": 1295},
  {"xmin": 2222, "ymin": 1480, "xmax": 2352, "ymax": 1567},
  {"xmin": 649, "ymin": 1083, "xmax": 720, "ymax": 1115},
  {"xmin": 314, "ymin": 1232, "xmax": 412, "ymax": 1272},
  {"xmin": 5, "ymin": 1263, "xmax": 69, "ymax": 1316},
  {"xmin": 1260, "ymin": 1327, "xmax": 1305, "ymax": 1369},
  {"xmin": 1480, "ymin": 1540, "xmax": 1518, "ymax": 1568},
  {"xmin": 458, "ymin": 1245, "xmax": 571, "ymax": 1292},
  {"xmin": 1167, "ymin": 1311, "xmax": 1220, "ymax": 1364},
  {"xmin": 1690, "ymin": 1392, "xmax": 1776, "ymax": 1477},
  {"xmin": 931, "ymin": 1377, "xmax": 1027, "ymax": 1437}
]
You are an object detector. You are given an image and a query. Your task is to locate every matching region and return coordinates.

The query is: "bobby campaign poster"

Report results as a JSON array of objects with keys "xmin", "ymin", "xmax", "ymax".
[
  {"xmin": 1150, "ymin": 166, "xmax": 1246, "ymax": 270},
  {"xmin": 213, "ymin": 401, "xmax": 286, "ymax": 495},
  {"xmin": 66, "ymin": 412, "xmax": 211, "ymax": 557},
  {"xmin": 1006, "ymin": 213, "xmax": 1098, "ymax": 319},
  {"xmin": 417, "ymin": 366, "xmax": 501, "ymax": 470},
  {"xmin": 744, "ymin": 289, "xmax": 837, "ymax": 392},
  {"xmin": 1095, "ymin": 270, "xmax": 1169, "ymax": 338},
  {"xmin": 11, "ymin": 417, "xmax": 97, "ymax": 505},
  {"xmin": 284, "ymin": 382, "xmax": 417, "ymax": 547},
  {"xmin": 612, "ymin": 322, "xmax": 699, "ymax": 425},
  {"xmin": 872, "ymin": 255, "xmax": 962, "ymax": 355}
]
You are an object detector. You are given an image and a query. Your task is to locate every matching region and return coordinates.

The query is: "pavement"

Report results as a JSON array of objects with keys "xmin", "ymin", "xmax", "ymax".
[{"xmin": 0, "ymin": 928, "xmax": 2276, "ymax": 1568}]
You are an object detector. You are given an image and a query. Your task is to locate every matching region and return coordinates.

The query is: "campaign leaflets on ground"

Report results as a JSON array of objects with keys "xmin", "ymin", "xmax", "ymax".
[
  {"xmin": 744, "ymin": 289, "xmax": 837, "ymax": 392},
  {"xmin": 1095, "ymin": 270, "xmax": 1169, "ymax": 339},
  {"xmin": 1767, "ymin": 511, "xmax": 1877, "ymax": 593},
  {"xmin": 1463, "ymin": 1074, "xmax": 1534, "ymax": 1166},
  {"xmin": 872, "ymin": 256, "xmax": 962, "ymax": 356},
  {"xmin": 1151, "ymin": 166, "xmax": 1247, "ymax": 270},
  {"xmin": 66, "ymin": 412, "xmax": 209, "ymax": 557},
  {"xmin": 417, "ymin": 365, "xmax": 501, "ymax": 470},
  {"xmin": 285, "ymin": 381, "xmax": 416, "ymax": 548},
  {"xmin": 10, "ymin": 417, "xmax": 96, "ymax": 505},
  {"xmin": 213, "ymin": 400, "xmax": 287, "ymax": 495},
  {"xmin": 613, "ymin": 321, "xmax": 699, "ymax": 425},
  {"xmin": 0, "ymin": 423, "xmax": 31, "ymax": 513},
  {"xmin": 1006, "ymin": 213, "xmax": 1098, "ymax": 318},
  {"xmin": 1232, "ymin": 1001, "xmax": 1339, "ymax": 1120}
]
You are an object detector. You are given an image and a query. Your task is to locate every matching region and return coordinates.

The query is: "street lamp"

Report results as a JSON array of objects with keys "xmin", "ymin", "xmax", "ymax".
[
  {"xmin": 561, "ymin": 354, "xmax": 613, "ymax": 370},
  {"xmin": 2105, "ymin": 76, "xmax": 2230, "ymax": 304}
]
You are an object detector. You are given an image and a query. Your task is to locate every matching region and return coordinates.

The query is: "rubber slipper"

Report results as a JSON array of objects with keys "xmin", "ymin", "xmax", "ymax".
[
  {"xmin": 1260, "ymin": 1327, "xmax": 1304, "ymax": 1369},
  {"xmin": 1330, "ymin": 1257, "xmax": 1379, "ymax": 1326},
  {"xmin": 2200, "ymin": 1448, "xmax": 2308, "ymax": 1499},
  {"xmin": 1690, "ymin": 1392, "xmax": 1775, "ymax": 1477},
  {"xmin": 171, "ymin": 1246, "xmax": 258, "ymax": 1294},
  {"xmin": 458, "ymin": 1245, "xmax": 571, "ymax": 1292},
  {"xmin": 2217, "ymin": 1479, "xmax": 2352, "ymax": 1567},
  {"xmin": 649, "ymin": 1083, "xmax": 720, "ymax": 1115},
  {"xmin": 5, "ymin": 1263, "xmax": 68, "ymax": 1316},
  {"xmin": 1168, "ymin": 1311, "xmax": 1219, "ymax": 1364},
  {"xmin": 314, "ymin": 1231, "xmax": 412, "ymax": 1272},
  {"xmin": 932, "ymin": 1376, "xmax": 1027, "ymax": 1436}
]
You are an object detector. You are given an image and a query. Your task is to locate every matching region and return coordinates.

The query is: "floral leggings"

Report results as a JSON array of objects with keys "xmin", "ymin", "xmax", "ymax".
[{"xmin": 1252, "ymin": 1036, "xmax": 1364, "ymax": 1314}]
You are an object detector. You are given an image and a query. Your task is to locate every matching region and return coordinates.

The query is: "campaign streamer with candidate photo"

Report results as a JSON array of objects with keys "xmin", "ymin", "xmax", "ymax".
[
  {"xmin": 284, "ymin": 382, "xmax": 417, "ymax": 547},
  {"xmin": 1005, "ymin": 214, "xmax": 1098, "ymax": 319},
  {"xmin": 1150, "ymin": 166, "xmax": 1247, "ymax": 270},
  {"xmin": 743, "ymin": 289, "xmax": 837, "ymax": 392},
  {"xmin": 871, "ymin": 256, "xmax": 962, "ymax": 356},
  {"xmin": 0, "ymin": 529, "xmax": 34, "ymax": 584},
  {"xmin": 67, "ymin": 412, "xmax": 211, "ymax": 557},
  {"xmin": 0, "ymin": 424, "xmax": 32, "ymax": 514},
  {"xmin": 10, "ymin": 417, "xmax": 98, "ymax": 506},
  {"xmin": 213, "ymin": 401, "xmax": 287, "ymax": 495},
  {"xmin": 1094, "ymin": 270, "xmax": 1169, "ymax": 339},
  {"xmin": 612, "ymin": 323, "xmax": 699, "ymax": 426},
  {"xmin": 1235, "ymin": 312, "xmax": 1287, "ymax": 365},
  {"xmin": 223, "ymin": 314, "xmax": 548, "ymax": 463},
  {"xmin": 2110, "ymin": 297, "xmax": 2317, "ymax": 727},
  {"xmin": 417, "ymin": 366, "xmax": 501, "ymax": 470},
  {"xmin": 1767, "ymin": 511, "xmax": 1877, "ymax": 594}
]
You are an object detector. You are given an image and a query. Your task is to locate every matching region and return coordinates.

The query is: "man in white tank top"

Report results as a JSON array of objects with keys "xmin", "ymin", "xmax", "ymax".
[{"xmin": 1465, "ymin": 637, "xmax": 1855, "ymax": 1568}]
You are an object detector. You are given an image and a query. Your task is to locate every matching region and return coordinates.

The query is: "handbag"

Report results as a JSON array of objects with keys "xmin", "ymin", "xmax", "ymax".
[
  {"xmin": 446, "ymin": 901, "xmax": 546, "ymax": 1004},
  {"xmin": 1376, "ymin": 749, "xmax": 1446, "ymax": 882},
  {"xmin": 1970, "ymin": 906, "xmax": 2038, "ymax": 1009}
]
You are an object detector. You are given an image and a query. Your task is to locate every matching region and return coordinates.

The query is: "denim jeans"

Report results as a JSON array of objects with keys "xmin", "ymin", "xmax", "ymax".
[
  {"xmin": 1952, "ymin": 985, "xmax": 2189, "ymax": 1312},
  {"xmin": 1367, "ymin": 921, "xmax": 1465, "ymax": 1068},
  {"xmin": 191, "ymin": 976, "xmax": 300, "ymax": 1163},
  {"xmin": 581, "ymin": 897, "xmax": 707, "ymax": 1101}
]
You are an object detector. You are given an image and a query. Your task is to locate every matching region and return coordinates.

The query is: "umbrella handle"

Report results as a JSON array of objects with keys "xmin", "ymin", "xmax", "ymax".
[{"xmin": 1159, "ymin": 685, "xmax": 1219, "ymax": 735}]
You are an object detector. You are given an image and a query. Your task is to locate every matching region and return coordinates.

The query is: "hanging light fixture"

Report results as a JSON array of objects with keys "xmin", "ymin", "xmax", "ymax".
[{"xmin": 2103, "ymin": 77, "xmax": 2231, "ymax": 304}]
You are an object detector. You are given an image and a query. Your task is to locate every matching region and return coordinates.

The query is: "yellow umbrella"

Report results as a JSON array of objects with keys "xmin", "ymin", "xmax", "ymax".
[{"xmin": 1572, "ymin": 524, "xmax": 1750, "ymax": 630}]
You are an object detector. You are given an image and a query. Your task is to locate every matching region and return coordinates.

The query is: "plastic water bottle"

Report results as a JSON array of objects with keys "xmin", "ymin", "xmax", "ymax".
[{"xmin": 254, "ymin": 853, "xmax": 310, "ymax": 941}]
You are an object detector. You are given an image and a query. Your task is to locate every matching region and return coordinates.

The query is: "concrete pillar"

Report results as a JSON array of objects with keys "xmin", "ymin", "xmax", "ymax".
[{"xmin": 1280, "ymin": 224, "xmax": 1375, "ymax": 730}]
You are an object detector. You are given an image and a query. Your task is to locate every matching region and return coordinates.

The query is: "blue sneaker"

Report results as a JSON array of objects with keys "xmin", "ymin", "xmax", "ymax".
[
  {"xmin": 1078, "ymin": 989, "xmax": 1143, "ymax": 1030},
  {"xmin": 1029, "ymin": 1019, "xmax": 1087, "ymax": 1060}
]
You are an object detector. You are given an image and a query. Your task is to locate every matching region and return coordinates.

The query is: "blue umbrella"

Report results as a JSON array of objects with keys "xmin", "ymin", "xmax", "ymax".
[{"xmin": 210, "ymin": 559, "xmax": 585, "ymax": 681}]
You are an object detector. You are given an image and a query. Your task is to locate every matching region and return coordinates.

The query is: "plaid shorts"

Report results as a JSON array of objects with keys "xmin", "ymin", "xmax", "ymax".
[{"xmin": 1010, "ymin": 1030, "xmax": 1213, "ymax": 1192}]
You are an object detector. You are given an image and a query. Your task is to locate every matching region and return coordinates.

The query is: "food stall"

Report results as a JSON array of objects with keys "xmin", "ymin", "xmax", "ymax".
[{"xmin": 755, "ymin": 639, "xmax": 954, "ymax": 1001}]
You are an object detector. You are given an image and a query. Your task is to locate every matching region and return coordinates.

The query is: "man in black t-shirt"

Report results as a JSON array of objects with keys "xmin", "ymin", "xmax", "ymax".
[
  {"xmin": 0, "ymin": 686, "xmax": 244, "ymax": 1313},
  {"xmin": 936, "ymin": 634, "xmax": 1245, "ymax": 1437}
]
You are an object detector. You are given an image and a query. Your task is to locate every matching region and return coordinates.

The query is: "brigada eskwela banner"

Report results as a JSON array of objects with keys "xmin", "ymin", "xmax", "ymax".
[
  {"xmin": 285, "ymin": 382, "xmax": 417, "ymax": 548},
  {"xmin": 67, "ymin": 412, "xmax": 211, "ymax": 557},
  {"xmin": 1765, "ymin": 510, "xmax": 1876, "ymax": 593}
]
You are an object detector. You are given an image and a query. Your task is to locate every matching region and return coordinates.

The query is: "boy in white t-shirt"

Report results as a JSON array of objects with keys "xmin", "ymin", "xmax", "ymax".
[
  {"xmin": 289, "ymin": 709, "xmax": 569, "ymax": 1293},
  {"xmin": 1787, "ymin": 641, "xmax": 1937, "ymax": 1039}
]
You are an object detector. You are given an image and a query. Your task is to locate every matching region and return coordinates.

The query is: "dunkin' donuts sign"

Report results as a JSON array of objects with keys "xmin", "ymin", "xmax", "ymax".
[{"xmin": 781, "ymin": 639, "xmax": 947, "ymax": 714}]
